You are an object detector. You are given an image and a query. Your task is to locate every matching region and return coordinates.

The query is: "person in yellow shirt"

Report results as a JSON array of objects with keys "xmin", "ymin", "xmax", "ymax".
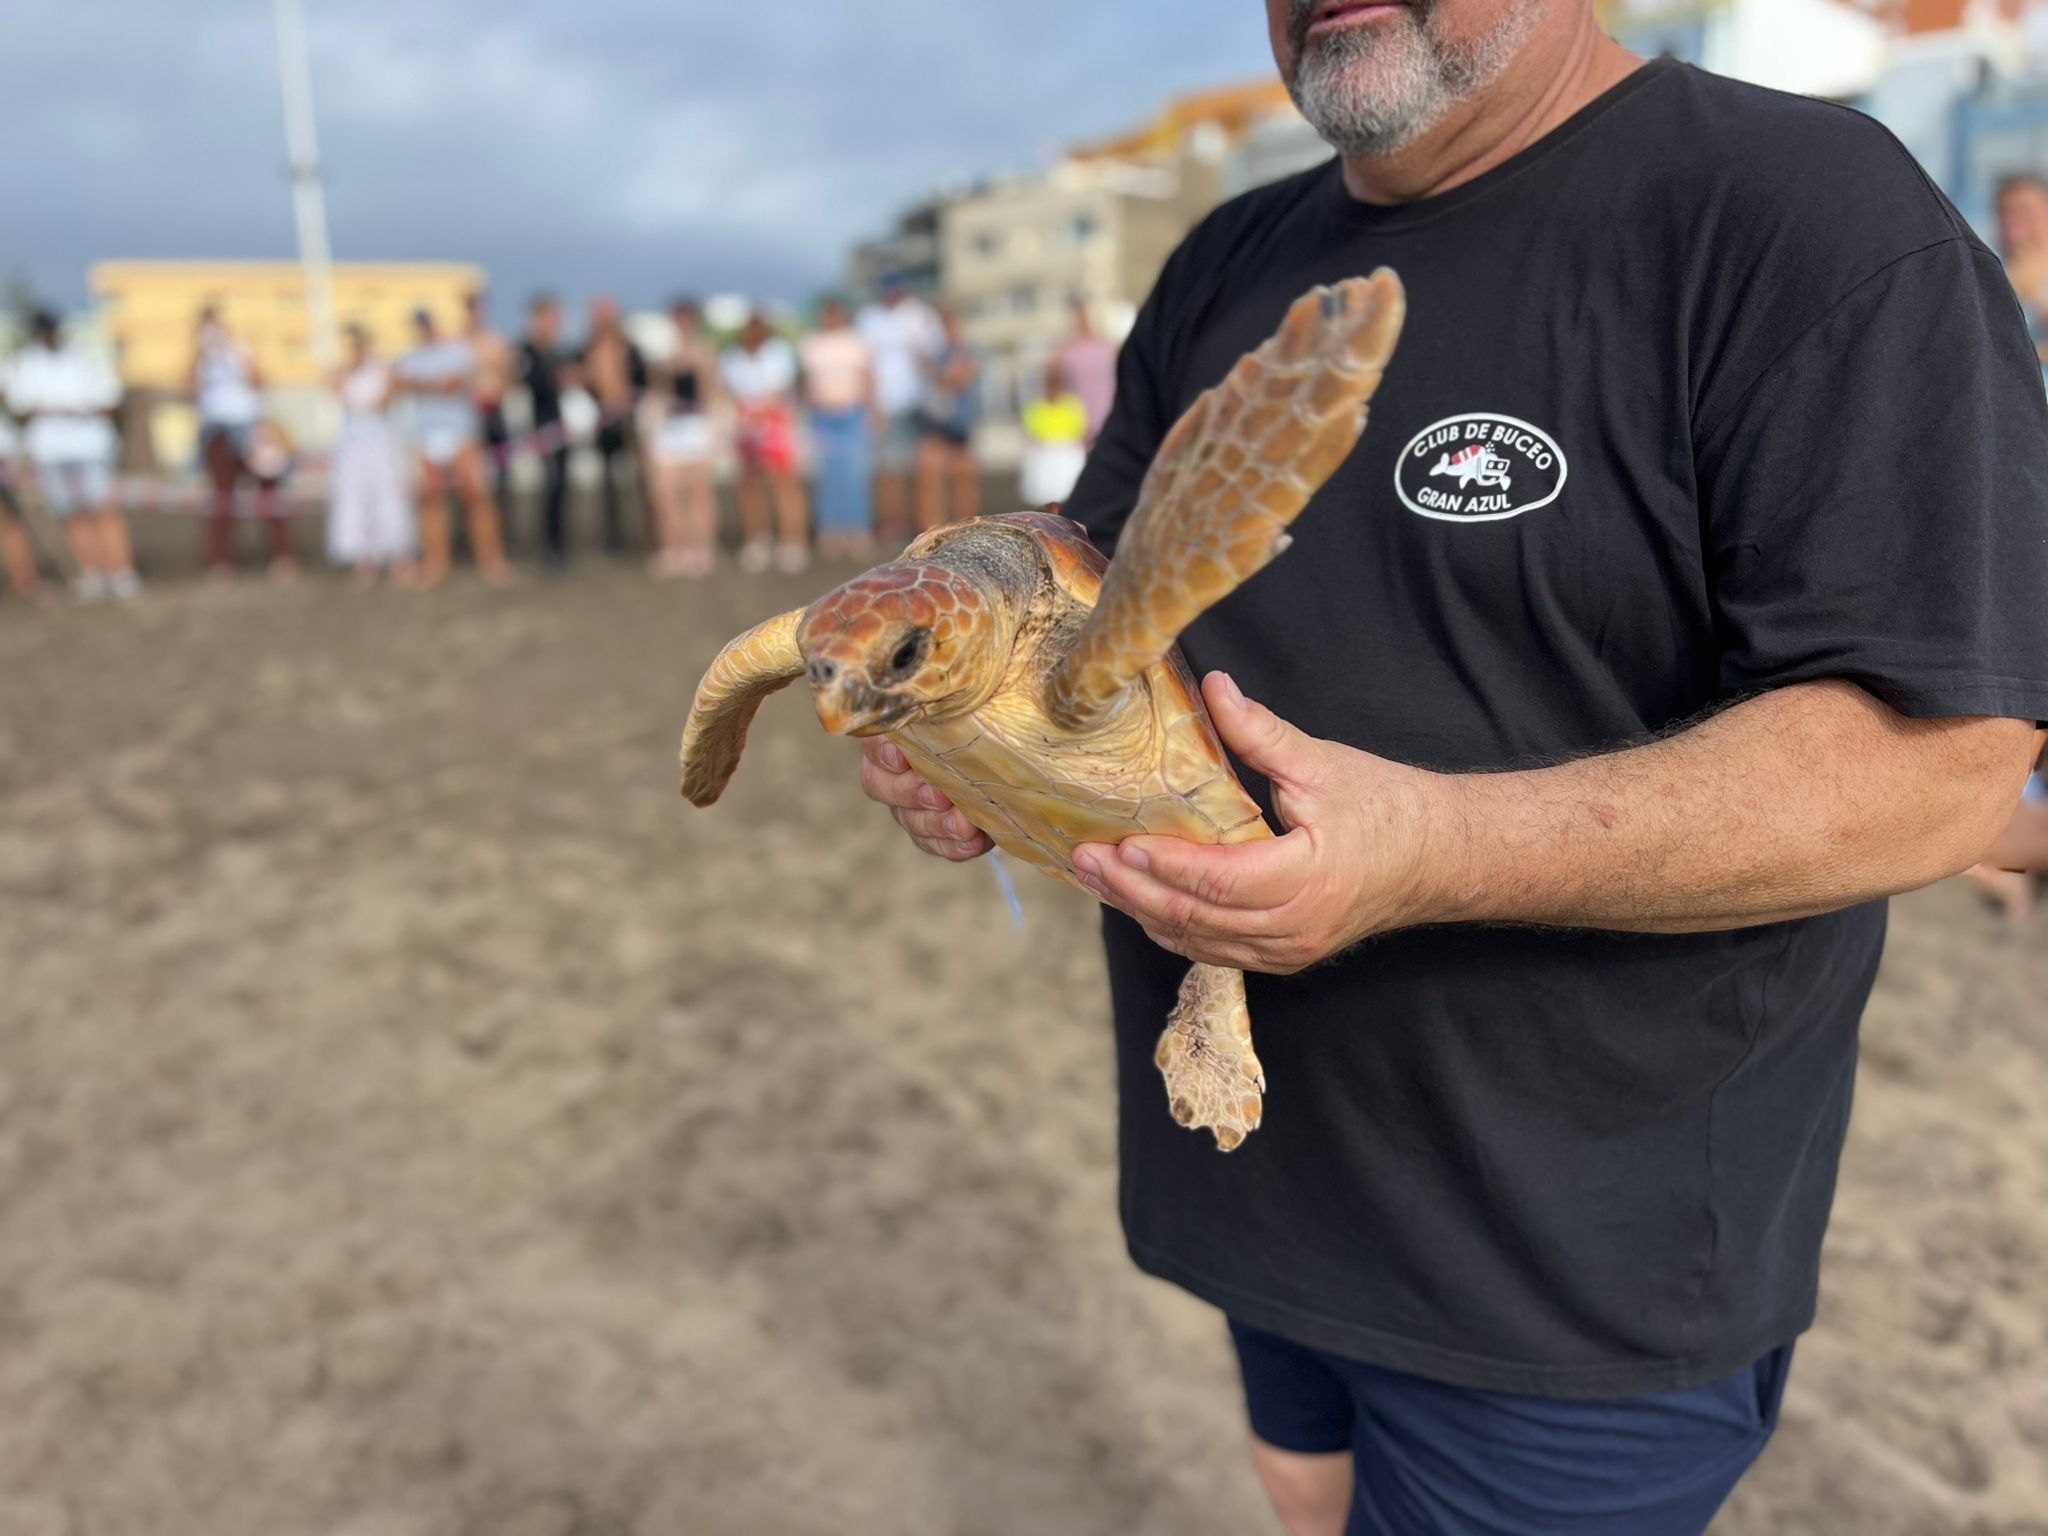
[{"xmin": 1020, "ymin": 360, "xmax": 1088, "ymax": 509}]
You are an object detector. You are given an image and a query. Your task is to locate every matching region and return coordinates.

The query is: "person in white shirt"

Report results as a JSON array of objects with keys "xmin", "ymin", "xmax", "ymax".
[
  {"xmin": 393, "ymin": 307, "xmax": 512, "ymax": 588},
  {"xmin": 720, "ymin": 311, "xmax": 810, "ymax": 574},
  {"xmin": 189, "ymin": 304, "xmax": 296, "ymax": 579},
  {"xmin": 2, "ymin": 312, "xmax": 138, "ymax": 601},
  {"xmin": 855, "ymin": 278, "xmax": 939, "ymax": 545},
  {"xmin": 0, "ymin": 409, "xmax": 46, "ymax": 602},
  {"xmin": 327, "ymin": 324, "xmax": 416, "ymax": 586}
]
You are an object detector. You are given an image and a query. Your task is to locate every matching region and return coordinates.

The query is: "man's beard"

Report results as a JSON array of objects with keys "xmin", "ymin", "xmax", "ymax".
[{"xmin": 1283, "ymin": 0, "xmax": 1544, "ymax": 158}]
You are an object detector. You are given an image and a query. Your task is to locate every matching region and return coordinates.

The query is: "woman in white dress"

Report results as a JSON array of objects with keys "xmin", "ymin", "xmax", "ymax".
[{"xmin": 327, "ymin": 324, "xmax": 415, "ymax": 585}]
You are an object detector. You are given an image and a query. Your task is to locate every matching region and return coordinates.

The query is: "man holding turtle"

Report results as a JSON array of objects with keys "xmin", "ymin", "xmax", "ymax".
[{"xmin": 863, "ymin": 1, "xmax": 2048, "ymax": 1530}]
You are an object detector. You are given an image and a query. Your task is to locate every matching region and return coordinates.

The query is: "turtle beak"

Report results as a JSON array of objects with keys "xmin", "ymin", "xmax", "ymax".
[{"xmin": 808, "ymin": 662, "xmax": 914, "ymax": 737}]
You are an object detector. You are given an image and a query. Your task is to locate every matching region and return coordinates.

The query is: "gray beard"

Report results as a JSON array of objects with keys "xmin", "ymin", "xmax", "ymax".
[{"xmin": 1284, "ymin": 0, "xmax": 1545, "ymax": 158}]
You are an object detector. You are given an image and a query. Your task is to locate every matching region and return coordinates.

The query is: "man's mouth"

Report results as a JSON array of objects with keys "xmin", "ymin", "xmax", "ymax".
[{"xmin": 1307, "ymin": 0, "xmax": 1407, "ymax": 36}]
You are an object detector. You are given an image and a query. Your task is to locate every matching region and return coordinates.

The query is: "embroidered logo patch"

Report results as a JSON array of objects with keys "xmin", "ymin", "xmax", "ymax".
[{"xmin": 1394, "ymin": 413, "xmax": 1568, "ymax": 523}]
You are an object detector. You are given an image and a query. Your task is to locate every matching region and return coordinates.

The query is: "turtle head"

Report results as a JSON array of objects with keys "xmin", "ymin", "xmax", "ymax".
[{"xmin": 799, "ymin": 561, "xmax": 1005, "ymax": 736}]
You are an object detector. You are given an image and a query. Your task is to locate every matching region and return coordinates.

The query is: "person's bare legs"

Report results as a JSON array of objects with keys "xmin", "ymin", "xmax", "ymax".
[
  {"xmin": 63, "ymin": 508, "xmax": 107, "ymax": 579},
  {"xmin": 874, "ymin": 439, "xmax": 910, "ymax": 546},
  {"xmin": 914, "ymin": 436, "xmax": 947, "ymax": 531},
  {"xmin": 1250, "ymin": 1440, "xmax": 1353, "ymax": 1536},
  {"xmin": 648, "ymin": 458, "xmax": 687, "ymax": 576},
  {"xmin": 416, "ymin": 459, "xmax": 452, "ymax": 587},
  {"xmin": 949, "ymin": 441, "xmax": 979, "ymax": 524},
  {"xmin": 455, "ymin": 445, "xmax": 513, "ymax": 585},
  {"xmin": 1964, "ymin": 799, "xmax": 2048, "ymax": 918},
  {"xmin": 96, "ymin": 502, "xmax": 136, "ymax": 577},
  {"xmin": 736, "ymin": 464, "xmax": 772, "ymax": 570},
  {"xmin": 770, "ymin": 465, "xmax": 809, "ymax": 572},
  {"xmin": 0, "ymin": 514, "xmax": 41, "ymax": 600},
  {"xmin": 680, "ymin": 461, "xmax": 718, "ymax": 574}
]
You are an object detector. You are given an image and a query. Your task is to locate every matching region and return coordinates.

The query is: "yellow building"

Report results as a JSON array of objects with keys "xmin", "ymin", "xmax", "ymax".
[{"xmin": 89, "ymin": 260, "xmax": 487, "ymax": 391}]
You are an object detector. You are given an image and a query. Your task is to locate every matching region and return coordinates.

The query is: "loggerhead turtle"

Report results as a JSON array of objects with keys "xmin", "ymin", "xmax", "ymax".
[{"xmin": 679, "ymin": 272, "xmax": 1405, "ymax": 1150}]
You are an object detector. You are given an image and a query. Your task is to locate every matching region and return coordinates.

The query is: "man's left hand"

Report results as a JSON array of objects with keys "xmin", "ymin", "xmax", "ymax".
[{"xmin": 1071, "ymin": 672, "xmax": 1450, "ymax": 974}]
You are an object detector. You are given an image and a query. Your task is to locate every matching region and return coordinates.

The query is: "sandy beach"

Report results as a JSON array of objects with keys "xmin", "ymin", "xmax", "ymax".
[{"xmin": 0, "ymin": 561, "xmax": 2042, "ymax": 1536}]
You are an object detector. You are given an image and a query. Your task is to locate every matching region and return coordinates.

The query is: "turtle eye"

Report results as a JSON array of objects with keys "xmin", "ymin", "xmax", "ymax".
[{"xmin": 887, "ymin": 630, "xmax": 930, "ymax": 678}]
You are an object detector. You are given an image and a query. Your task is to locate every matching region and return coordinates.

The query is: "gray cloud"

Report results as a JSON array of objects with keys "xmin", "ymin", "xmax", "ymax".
[{"xmin": 2, "ymin": 0, "xmax": 1274, "ymax": 320}]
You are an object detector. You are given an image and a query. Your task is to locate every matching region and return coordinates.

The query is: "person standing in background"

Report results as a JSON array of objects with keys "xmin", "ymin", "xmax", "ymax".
[
  {"xmin": 856, "ymin": 277, "xmax": 939, "ymax": 545},
  {"xmin": 394, "ymin": 308, "xmax": 511, "ymax": 589},
  {"xmin": 647, "ymin": 298, "xmax": 722, "ymax": 579},
  {"xmin": 799, "ymin": 296, "xmax": 875, "ymax": 561},
  {"xmin": 1055, "ymin": 296, "xmax": 1119, "ymax": 447},
  {"xmin": 913, "ymin": 303, "xmax": 980, "ymax": 530},
  {"xmin": 3, "ymin": 310, "xmax": 139, "ymax": 602},
  {"xmin": 190, "ymin": 305, "xmax": 293, "ymax": 579},
  {"xmin": 579, "ymin": 296, "xmax": 650, "ymax": 556},
  {"xmin": 326, "ymin": 323, "xmax": 415, "ymax": 587},
  {"xmin": 466, "ymin": 290, "xmax": 516, "ymax": 539},
  {"xmin": 720, "ymin": 311, "xmax": 809, "ymax": 575},
  {"xmin": 516, "ymin": 295, "xmax": 573, "ymax": 573},
  {"xmin": 0, "ymin": 408, "xmax": 45, "ymax": 602},
  {"xmin": 1019, "ymin": 357, "xmax": 1089, "ymax": 509}
]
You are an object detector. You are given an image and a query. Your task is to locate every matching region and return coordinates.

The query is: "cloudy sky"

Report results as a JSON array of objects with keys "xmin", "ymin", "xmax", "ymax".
[{"xmin": 2, "ymin": 0, "xmax": 1282, "ymax": 320}]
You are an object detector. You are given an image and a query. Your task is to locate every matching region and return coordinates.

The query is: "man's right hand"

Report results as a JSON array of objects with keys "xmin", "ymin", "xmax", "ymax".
[{"xmin": 859, "ymin": 739, "xmax": 993, "ymax": 862}]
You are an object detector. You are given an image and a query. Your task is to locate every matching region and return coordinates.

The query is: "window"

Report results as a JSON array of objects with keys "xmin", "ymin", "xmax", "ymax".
[
  {"xmin": 973, "ymin": 230, "xmax": 1003, "ymax": 258},
  {"xmin": 1009, "ymin": 286, "xmax": 1035, "ymax": 316},
  {"xmin": 1069, "ymin": 213, "xmax": 1099, "ymax": 246}
]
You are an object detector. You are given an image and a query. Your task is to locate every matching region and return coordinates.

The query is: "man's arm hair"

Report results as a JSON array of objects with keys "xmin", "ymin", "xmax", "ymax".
[{"xmin": 1423, "ymin": 680, "xmax": 2041, "ymax": 933}]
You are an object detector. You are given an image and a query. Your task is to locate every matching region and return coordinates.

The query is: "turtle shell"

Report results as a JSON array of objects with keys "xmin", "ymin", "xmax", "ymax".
[{"xmin": 887, "ymin": 512, "xmax": 1272, "ymax": 891}]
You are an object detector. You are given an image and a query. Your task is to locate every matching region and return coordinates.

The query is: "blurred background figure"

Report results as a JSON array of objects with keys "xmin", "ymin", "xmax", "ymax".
[
  {"xmin": 1020, "ymin": 358, "xmax": 1088, "ymax": 509},
  {"xmin": 1996, "ymin": 173, "xmax": 2048, "ymax": 375},
  {"xmin": 0, "ymin": 406, "xmax": 46, "ymax": 603},
  {"xmin": 914, "ymin": 303, "xmax": 980, "ymax": 529},
  {"xmin": 800, "ymin": 295, "xmax": 875, "ymax": 561},
  {"xmin": 191, "ymin": 304, "xmax": 292, "ymax": 580},
  {"xmin": 1055, "ymin": 297, "xmax": 1118, "ymax": 447},
  {"xmin": 579, "ymin": 295, "xmax": 649, "ymax": 557},
  {"xmin": 2, "ymin": 310, "xmax": 139, "ymax": 602},
  {"xmin": 517, "ymin": 294, "xmax": 573, "ymax": 573},
  {"xmin": 857, "ymin": 277, "xmax": 939, "ymax": 545},
  {"xmin": 395, "ymin": 307, "xmax": 510, "ymax": 588},
  {"xmin": 326, "ymin": 323, "xmax": 415, "ymax": 587},
  {"xmin": 720, "ymin": 310, "xmax": 808, "ymax": 574},
  {"xmin": 646, "ymin": 297, "xmax": 721, "ymax": 579},
  {"xmin": 467, "ymin": 290, "xmax": 515, "ymax": 534}
]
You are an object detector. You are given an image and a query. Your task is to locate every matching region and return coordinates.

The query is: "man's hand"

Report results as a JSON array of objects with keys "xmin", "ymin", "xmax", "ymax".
[
  {"xmin": 860, "ymin": 738, "xmax": 993, "ymax": 862},
  {"xmin": 1072, "ymin": 672, "xmax": 1444, "ymax": 974}
]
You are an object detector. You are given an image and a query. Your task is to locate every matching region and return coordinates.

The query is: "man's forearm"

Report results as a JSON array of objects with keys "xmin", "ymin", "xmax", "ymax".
[{"xmin": 1420, "ymin": 680, "xmax": 2040, "ymax": 934}]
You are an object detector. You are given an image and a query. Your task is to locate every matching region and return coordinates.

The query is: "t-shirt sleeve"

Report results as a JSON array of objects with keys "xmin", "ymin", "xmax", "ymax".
[{"xmin": 1697, "ymin": 237, "xmax": 2048, "ymax": 722}]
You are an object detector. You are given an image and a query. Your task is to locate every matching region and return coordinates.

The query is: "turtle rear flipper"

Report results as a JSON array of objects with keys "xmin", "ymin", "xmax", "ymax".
[
  {"xmin": 1156, "ymin": 963, "xmax": 1265, "ymax": 1152},
  {"xmin": 680, "ymin": 608, "xmax": 807, "ymax": 806},
  {"xmin": 1050, "ymin": 272, "xmax": 1405, "ymax": 727}
]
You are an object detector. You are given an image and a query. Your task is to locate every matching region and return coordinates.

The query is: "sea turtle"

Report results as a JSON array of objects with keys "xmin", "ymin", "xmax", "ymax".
[{"xmin": 680, "ymin": 272, "xmax": 1406, "ymax": 1150}]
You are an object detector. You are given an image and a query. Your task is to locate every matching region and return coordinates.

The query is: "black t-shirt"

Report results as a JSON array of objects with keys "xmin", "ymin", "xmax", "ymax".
[
  {"xmin": 1065, "ymin": 59, "xmax": 2048, "ymax": 1398},
  {"xmin": 519, "ymin": 340, "xmax": 566, "ymax": 429}
]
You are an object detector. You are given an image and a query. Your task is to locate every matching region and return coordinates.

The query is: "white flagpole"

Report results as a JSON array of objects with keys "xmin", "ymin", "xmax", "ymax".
[{"xmin": 273, "ymin": 0, "xmax": 338, "ymax": 374}]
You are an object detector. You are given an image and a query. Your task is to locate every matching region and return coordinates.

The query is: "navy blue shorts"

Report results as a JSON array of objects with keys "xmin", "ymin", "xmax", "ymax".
[{"xmin": 1229, "ymin": 1319, "xmax": 1792, "ymax": 1536}]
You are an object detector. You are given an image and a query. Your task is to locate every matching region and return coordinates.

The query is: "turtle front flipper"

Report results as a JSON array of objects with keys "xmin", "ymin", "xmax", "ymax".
[
  {"xmin": 681, "ymin": 608, "xmax": 807, "ymax": 806},
  {"xmin": 1049, "ymin": 272, "xmax": 1405, "ymax": 727},
  {"xmin": 1156, "ymin": 963, "xmax": 1265, "ymax": 1152}
]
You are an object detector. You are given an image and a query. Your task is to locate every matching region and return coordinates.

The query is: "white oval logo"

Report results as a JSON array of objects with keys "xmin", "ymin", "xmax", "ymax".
[{"xmin": 1394, "ymin": 413, "xmax": 1569, "ymax": 524}]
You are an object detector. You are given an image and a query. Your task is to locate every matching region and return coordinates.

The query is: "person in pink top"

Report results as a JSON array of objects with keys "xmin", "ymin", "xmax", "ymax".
[
  {"xmin": 1054, "ymin": 296, "xmax": 1118, "ymax": 447},
  {"xmin": 798, "ymin": 296, "xmax": 876, "ymax": 560}
]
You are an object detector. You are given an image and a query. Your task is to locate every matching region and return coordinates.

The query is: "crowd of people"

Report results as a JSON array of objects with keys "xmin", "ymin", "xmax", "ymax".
[{"xmin": 0, "ymin": 280, "xmax": 1123, "ymax": 600}]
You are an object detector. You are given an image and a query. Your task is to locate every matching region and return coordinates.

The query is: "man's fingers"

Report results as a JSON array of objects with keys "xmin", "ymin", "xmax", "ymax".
[
  {"xmin": 1202, "ymin": 671, "xmax": 1323, "ymax": 790},
  {"xmin": 861, "ymin": 738, "xmax": 911, "ymax": 775},
  {"xmin": 1112, "ymin": 828, "xmax": 1315, "ymax": 910},
  {"xmin": 1072, "ymin": 841, "xmax": 1280, "ymax": 941},
  {"xmin": 892, "ymin": 806, "xmax": 983, "ymax": 845},
  {"xmin": 860, "ymin": 754, "xmax": 951, "ymax": 812}
]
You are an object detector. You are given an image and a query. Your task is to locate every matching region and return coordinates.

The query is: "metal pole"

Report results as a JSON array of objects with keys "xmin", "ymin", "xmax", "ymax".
[{"xmin": 273, "ymin": 0, "xmax": 338, "ymax": 374}]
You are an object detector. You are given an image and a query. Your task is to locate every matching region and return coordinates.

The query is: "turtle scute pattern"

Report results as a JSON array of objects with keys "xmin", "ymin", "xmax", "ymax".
[{"xmin": 1049, "ymin": 271, "xmax": 1404, "ymax": 726}]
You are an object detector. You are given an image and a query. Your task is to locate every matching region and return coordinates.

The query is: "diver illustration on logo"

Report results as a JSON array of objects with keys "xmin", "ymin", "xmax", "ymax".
[{"xmin": 1430, "ymin": 442, "xmax": 1513, "ymax": 492}]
